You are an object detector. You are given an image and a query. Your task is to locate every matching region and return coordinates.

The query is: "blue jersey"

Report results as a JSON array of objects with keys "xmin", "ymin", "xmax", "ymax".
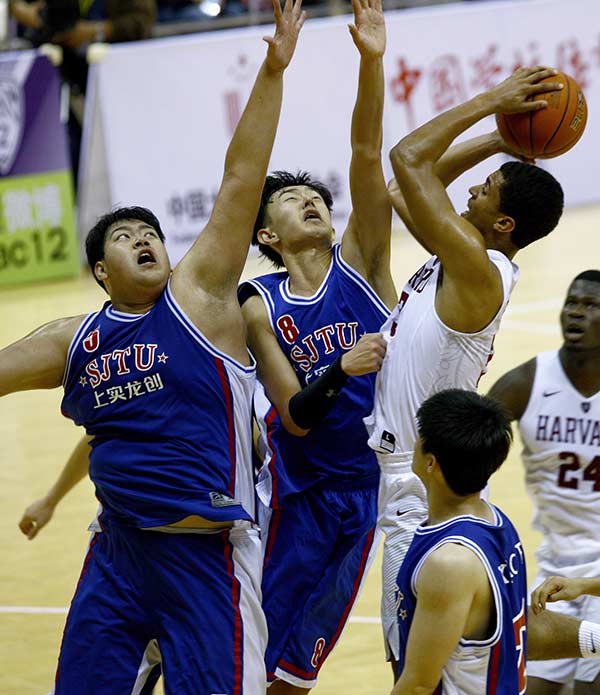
[
  {"xmin": 396, "ymin": 505, "xmax": 527, "ymax": 695},
  {"xmin": 61, "ymin": 280, "xmax": 256, "ymax": 528},
  {"xmin": 240, "ymin": 244, "xmax": 389, "ymax": 505}
]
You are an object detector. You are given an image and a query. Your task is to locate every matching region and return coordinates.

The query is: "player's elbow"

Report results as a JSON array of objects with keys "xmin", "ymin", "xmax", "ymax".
[
  {"xmin": 280, "ymin": 411, "xmax": 310, "ymax": 437},
  {"xmin": 390, "ymin": 140, "xmax": 422, "ymax": 182}
]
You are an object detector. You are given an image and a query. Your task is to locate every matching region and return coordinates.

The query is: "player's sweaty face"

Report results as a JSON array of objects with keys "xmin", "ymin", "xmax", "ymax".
[
  {"xmin": 268, "ymin": 186, "xmax": 331, "ymax": 237},
  {"xmin": 463, "ymin": 170, "xmax": 505, "ymax": 233},
  {"xmin": 560, "ymin": 280, "xmax": 600, "ymax": 350},
  {"xmin": 102, "ymin": 220, "xmax": 170, "ymax": 289}
]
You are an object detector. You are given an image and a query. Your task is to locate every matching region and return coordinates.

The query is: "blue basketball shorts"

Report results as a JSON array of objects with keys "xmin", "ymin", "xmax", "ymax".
[
  {"xmin": 52, "ymin": 523, "xmax": 266, "ymax": 695},
  {"xmin": 259, "ymin": 481, "xmax": 381, "ymax": 688}
]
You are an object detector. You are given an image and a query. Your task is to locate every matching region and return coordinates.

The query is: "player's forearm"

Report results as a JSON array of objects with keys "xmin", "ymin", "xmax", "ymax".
[
  {"xmin": 391, "ymin": 674, "xmax": 436, "ymax": 695},
  {"xmin": 435, "ymin": 132, "xmax": 505, "ymax": 188},
  {"xmin": 574, "ymin": 578, "xmax": 600, "ymax": 598},
  {"xmin": 288, "ymin": 356, "xmax": 349, "ymax": 430},
  {"xmin": 390, "ymin": 92, "xmax": 495, "ymax": 174},
  {"xmin": 46, "ymin": 437, "xmax": 92, "ymax": 506},
  {"xmin": 222, "ymin": 62, "xmax": 284, "ymax": 185},
  {"xmin": 351, "ymin": 56, "xmax": 384, "ymax": 159},
  {"xmin": 387, "ymin": 131, "xmax": 504, "ymax": 238}
]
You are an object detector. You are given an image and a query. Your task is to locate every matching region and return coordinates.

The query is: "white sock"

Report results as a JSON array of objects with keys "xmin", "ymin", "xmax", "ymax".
[{"xmin": 579, "ymin": 620, "xmax": 600, "ymax": 658}]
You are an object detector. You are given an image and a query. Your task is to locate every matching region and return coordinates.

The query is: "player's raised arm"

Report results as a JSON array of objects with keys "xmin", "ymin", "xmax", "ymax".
[
  {"xmin": 389, "ymin": 67, "xmax": 562, "ymax": 328},
  {"xmin": 19, "ymin": 435, "xmax": 92, "ymax": 540},
  {"xmin": 172, "ymin": 0, "xmax": 305, "ymax": 298},
  {"xmin": 389, "ymin": 130, "xmax": 515, "ymax": 241},
  {"xmin": 392, "ymin": 544, "xmax": 485, "ymax": 694},
  {"xmin": 0, "ymin": 315, "xmax": 85, "ymax": 397},
  {"xmin": 340, "ymin": 0, "xmax": 394, "ymax": 308}
]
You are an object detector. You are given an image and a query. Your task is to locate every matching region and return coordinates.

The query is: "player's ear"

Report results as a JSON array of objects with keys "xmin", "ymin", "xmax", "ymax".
[
  {"xmin": 256, "ymin": 227, "xmax": 279, "ymax": 247},
  {"xmin": 425, "ymin": 452, "xmax": 437, "ymax": 473},
  {"xmin": 94, "ymin": 260, "xmax": 108, "ymax": 283},
  {"xmin": 493, "ymin": 215, "xmax": 515, "ymax": 235}
]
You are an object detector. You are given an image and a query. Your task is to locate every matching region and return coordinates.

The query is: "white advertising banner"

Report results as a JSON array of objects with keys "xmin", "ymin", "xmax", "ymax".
[{"xmin": 79, "ymin": 0, "xmax": 600, "ymax": 264}]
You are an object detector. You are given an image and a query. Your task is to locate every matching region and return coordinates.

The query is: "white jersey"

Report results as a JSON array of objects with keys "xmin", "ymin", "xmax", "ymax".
[
  {"xmin": 366, "ymin": 250, "xmax": 519, "ymax": 456},
  {"xmin": 519, "ymin": 350, "xmax": 600, "ymax": 562}
]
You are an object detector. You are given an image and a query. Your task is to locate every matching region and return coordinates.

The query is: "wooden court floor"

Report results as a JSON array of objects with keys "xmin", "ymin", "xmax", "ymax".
[{"xmin": 1, "ymin": 204, "xmax": 598, "ymax": 694}]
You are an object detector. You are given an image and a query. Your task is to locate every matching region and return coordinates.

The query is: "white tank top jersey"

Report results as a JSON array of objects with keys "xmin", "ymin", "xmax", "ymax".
[
  {"xmin": 366, "ymin": 250, "xmax": 519, "ymax": 457},
  {"xmin": 519, "ymin": 350, "xmax": 600, "ymax": 562}
]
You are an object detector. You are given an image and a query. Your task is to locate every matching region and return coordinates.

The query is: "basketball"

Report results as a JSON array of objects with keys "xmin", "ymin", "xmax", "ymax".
[{"xmin": 496, "ymin": 71, "xmax": 587, "ymax": 159}]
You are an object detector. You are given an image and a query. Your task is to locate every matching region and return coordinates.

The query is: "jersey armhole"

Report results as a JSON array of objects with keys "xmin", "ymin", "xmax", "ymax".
[
  {"xmin": 411, "ymin": 536, "xmax": 503, "ymax": 648},
  {"xmin": 433, "ymin": 253, "xmax": 515, "ymax": 337},
  {"xmin": 334, "ymin": 244, "xmax": 390, "ymax": 320}
]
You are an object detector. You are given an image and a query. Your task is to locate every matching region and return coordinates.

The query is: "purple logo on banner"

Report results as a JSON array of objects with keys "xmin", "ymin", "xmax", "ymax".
[
  {"xmin": 0, "ymin": 52, "xmax": 70, "ymax": 178},
  {"xmin": 0, "ymin": 77, "xmax": 24, "ymax": 175}
]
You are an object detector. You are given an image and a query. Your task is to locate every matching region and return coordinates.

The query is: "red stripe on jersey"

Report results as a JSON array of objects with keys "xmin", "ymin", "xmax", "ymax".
[
  {"xmin": 215, "ymin": 358, "xmax": 236, "ymax": 497},
  {"xmin": 55, "ymin": 533, "xmax": 100, "ymax": 686},
  {"xmin": 487, "ymin": 640, "xmax": 501, "ymax": 694},
  {"xmin": 265, "ymin": 407, "xmax": 280, "ymax": 508},
  {"xmin": 319, "ymin": 527, "xmax": 376, "ymax": 666},
  {"xmin": 223, "ymin": 532, "xmax": 243, "ymax": 695},
  {"xmin": 278, "ymin": 659, "xmax": 318, "ymax": 680},
  {"xmin": 277, "ymin": 528, "xmax": 378, "ymax": 682}
]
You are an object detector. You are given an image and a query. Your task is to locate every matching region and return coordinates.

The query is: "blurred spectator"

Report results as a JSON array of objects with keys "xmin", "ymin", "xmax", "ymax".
[
  {"xmin": 10, "ymin": 0, "xmax": 155, "ymax": 190},
  {"xmin": 11, "ymin": 1, "xmax": 155, "ymax": 48}
]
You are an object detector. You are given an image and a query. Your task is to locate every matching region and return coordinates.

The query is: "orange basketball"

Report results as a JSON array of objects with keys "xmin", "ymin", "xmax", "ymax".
[{"xmin": 496, "ymin": 71, "xmax": 587, "ymax": 159}]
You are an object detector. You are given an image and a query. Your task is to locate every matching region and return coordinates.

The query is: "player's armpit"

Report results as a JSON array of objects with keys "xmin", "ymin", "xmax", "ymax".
[
  {"xmin": 0, "ymin": 315, "xmax": 85, "ymax": 396},
  {"xmin": 487, "ymin": 358, "xmax": 536, "ymax": 422},
  {"xmin": 392, "ymin": 544, "xmax": 483, "ymax": 694},
  {"xmin": 241, "ymin": 295, "xmax": 307, "ymax": 437}
]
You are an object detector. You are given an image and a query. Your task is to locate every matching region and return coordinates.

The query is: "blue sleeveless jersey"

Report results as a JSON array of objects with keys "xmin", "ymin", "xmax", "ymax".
[
  {"xmin": 240, "ymin": 244, "xmax": 389, "ymax": 505},
  {"xmin": 61, "ymin": 280, "xmax": 257, "ymax": 528},
  {"xmin": 396, "ymin": 505, "xmax": 527, "ymax": 695}
]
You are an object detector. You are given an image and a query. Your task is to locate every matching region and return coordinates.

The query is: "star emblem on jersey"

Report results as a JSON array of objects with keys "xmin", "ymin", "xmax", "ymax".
[
  {"xmin": 79, "ymin": 376, "xmax": 87, "ymax": 387},
  {"xmin": 399, "ymin": 609, "xmax": 408, "ymax": 621},
  {"xmin": 158, "ymin": 353, "xmax": 168, "ymax": 363}
]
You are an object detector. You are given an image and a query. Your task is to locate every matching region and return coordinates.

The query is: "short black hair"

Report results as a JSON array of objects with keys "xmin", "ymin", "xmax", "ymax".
[
  {"xmin": 499, "ymin": 161, "xmax": 564, "ymax": 249},
  {"xmin": 252, "ymin": 171, "xmax": 333, "ymax": 268},
  {"xmin": 85, "ymin": 206, "xmax": 165, "ymax": 290},
  {"xmin": 416, "ymin": 389, "xmax": 513, "ymax": 496},
  {"xmin": 572, "ymin": 269, "xmax": 600, "ymax": 285}
]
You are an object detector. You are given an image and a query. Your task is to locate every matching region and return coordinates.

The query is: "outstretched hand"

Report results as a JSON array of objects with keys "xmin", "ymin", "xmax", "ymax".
[
  {"xmin": 489, "ymin": 66, "xmax": 563, "ymax": 115},
  {"xmin": 348, "ymin": 0, "xmax": 386, "ymax": 58},
  {"xmin": 530, "ymin": 575, "xmax": 588, "ymax": 614},
  {"xmin": 264, "ymin": 0, "xmax": 306, "ymax": 73}
]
